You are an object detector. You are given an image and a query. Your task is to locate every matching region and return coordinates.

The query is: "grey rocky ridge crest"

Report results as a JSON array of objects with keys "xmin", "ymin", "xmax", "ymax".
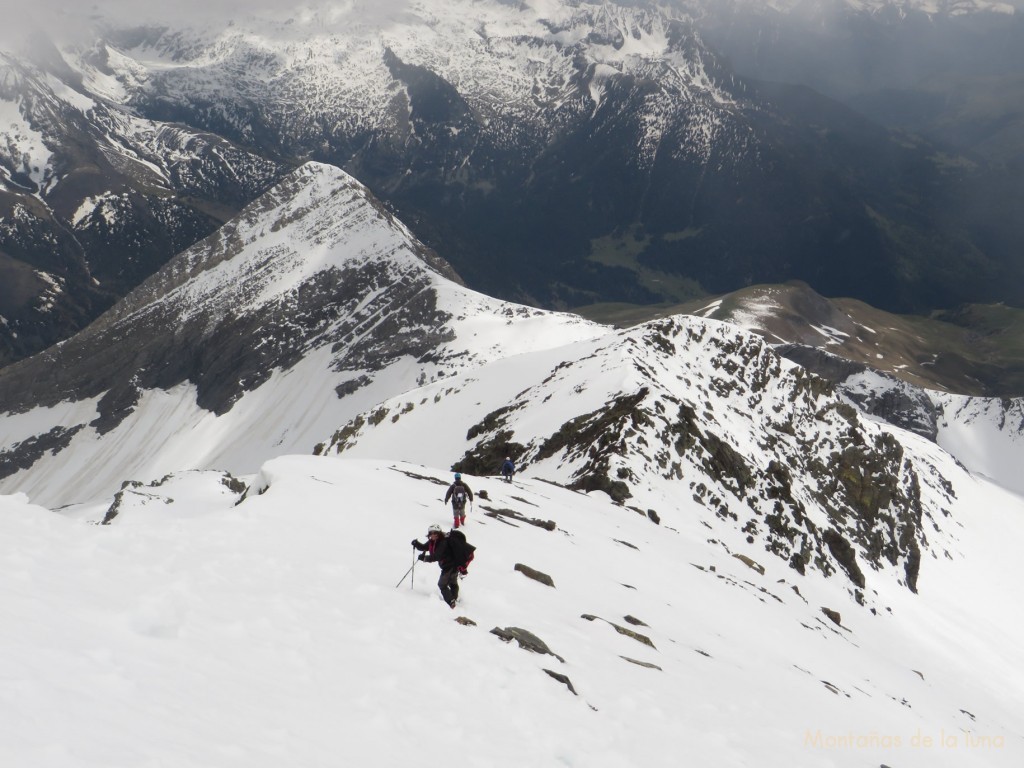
[{"xmin": 327, "ymin": 314, "xmax": 958, "ymax": 600}]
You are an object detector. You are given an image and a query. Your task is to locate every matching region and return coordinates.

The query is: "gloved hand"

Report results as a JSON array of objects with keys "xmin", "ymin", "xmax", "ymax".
[
  {"xmin": 418, "ymin": 553, "xmax": 426, "ymax": 561},
  {"xmin": 411, "ymin": 539, "xmax": 420, "ymax": 548},
  {"xmin": 458, "ymin": 567, "xmax": 468, "ymax": 576}
]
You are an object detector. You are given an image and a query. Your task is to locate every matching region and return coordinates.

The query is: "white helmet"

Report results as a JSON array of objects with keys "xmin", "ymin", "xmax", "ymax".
[{"xmin": 427, "ymin": 524, "xmax": 444, "ymax": 535}]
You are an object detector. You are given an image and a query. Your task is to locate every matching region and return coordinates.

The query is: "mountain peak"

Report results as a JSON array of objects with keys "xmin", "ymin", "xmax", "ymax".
[
  {"xmin": 108, "ymin": 161, "xmax": 460, "ymax": 322},
  {"xmin": 0, "ymin": 162, "xmax": 461, "ymax": 421},
  {"xmin": 0, "ymin": 160, "xmax": 602, "ymax": 505}
]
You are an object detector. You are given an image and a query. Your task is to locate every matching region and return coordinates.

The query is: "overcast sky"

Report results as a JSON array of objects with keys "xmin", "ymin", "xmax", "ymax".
[
  {"xmin": 0, "ymin": 0, "xmax": 424, "ymax": 48},
  {"xmin": 2, "ymin": 0, "xmax": 1023, "ymax": 47},
  {"xmin": 3, "ymin": 0, "xmax": 1024, "ymax": 27},
  {"xmin": 2, "ymin": 0, "xmax": 317, "ymax": 22}
]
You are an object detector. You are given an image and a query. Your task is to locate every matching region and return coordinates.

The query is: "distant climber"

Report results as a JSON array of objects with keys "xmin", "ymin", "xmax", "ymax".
[
  {"xmin": 412, "ymin": 524, "xmax": 476, "ymax": 608},
  {"xmin": 444, "ymin": 472, "xmax": 473, "ymax": 528},
  {"xmin": 500, "ymin": 456, "xmax": 515, "ymax": 483}
]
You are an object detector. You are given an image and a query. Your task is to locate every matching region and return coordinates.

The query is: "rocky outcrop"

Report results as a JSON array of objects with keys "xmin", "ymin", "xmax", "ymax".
[
  {"xmin": 490, "ymin": 627, "xmax": 565, "ymax": 662},
  {"xmin": 778, "ymin": 345, "xmax": 941, "ymax": 441},
  {"xmin": 514, "ymin": 564, "xmax": 555, "ymax": 588},
  {"xmin": 542, "ymin": 669, "xmax": 578, "ymax": 694},
  {"xmin": 581, "ymin": 615, "xmax": 656, "ymax": 649},
  {"xmin": 402, "ymin": 316, "xmax": 944, "ymax": 596}
]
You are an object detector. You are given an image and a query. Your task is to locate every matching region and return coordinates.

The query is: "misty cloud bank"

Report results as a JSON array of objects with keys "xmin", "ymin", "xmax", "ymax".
[
  {"xmin": 3, "ymin": 0, "xmax": 1024, "ymax": 44},
  {"xmin": 0, "ymin": 0, "xmax": 417, "ymax": 47}
]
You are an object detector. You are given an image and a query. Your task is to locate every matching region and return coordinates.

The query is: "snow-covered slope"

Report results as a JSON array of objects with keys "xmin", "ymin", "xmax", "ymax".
[
  {"xmin": 841, "ymin": 370, "xmax": 1024, "ymax": 497},
  {"xmin": 323, "ymin": 313, "xmax": 963, "ymax": 598},
  {"xmin": 0, "ymin": 161, "xmax": 603, "ymax": 507},
  {"xmin": 2, "ymin": 455, "xmax": 1021, "ymax": 767},
  {"xmin": 931, "ymin": 395, "xmax": 1024, "ymax": 492}
]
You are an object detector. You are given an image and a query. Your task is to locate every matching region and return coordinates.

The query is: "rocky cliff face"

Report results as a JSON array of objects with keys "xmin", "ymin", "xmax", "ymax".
[{"xmin": 0, "ymin": 45, "xmax": 288, "ymax": 366}]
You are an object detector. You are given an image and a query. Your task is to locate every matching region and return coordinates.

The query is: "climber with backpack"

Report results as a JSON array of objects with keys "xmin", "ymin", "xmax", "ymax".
[
  {"xmin": 500, "ymin": 456, "xmax": 515, "ymax": 483},
  {"xmin": 411, "ymin": 524, "xmax": 476, "ymax": 608},
  {"xmin": 444, "ymin": 472, "xmax": 474, "ymax": 528}
]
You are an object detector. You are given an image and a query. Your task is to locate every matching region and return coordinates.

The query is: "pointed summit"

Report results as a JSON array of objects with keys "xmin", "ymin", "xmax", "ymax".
[{"xmin": 0, "ymin": 162, "xmax": 601, "ymax": 506}]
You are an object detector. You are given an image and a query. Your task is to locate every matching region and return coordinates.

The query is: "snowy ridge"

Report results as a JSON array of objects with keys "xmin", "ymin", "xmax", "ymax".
[
  {"xmin": 681, "ymin": 284, "xmax": 1024, "ymax": 482},
  {"xmin": 0, "ymin": 162, "xmax": 604, "ymax": 507},
  {"xmin": 325, "ymin": 314, "xmax": 961, "ymax": 599}
]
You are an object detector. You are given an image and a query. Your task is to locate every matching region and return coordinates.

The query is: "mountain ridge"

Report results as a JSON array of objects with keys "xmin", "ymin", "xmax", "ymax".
[
  {"xmin": 0, "ymin": 161, "xmax": 604, "ymax": 505},
  {"xmin": 0, "ymin": 143, "xmax": 1021, "ymax": 766},
  {"xmin": 2, "ymin": 159, "xmax": 1019, "ymax": 597}
]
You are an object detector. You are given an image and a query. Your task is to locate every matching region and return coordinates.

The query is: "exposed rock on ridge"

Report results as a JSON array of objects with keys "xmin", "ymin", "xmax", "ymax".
[
  {"xmin": 328, "ymin": 315, "xmax": 956, "ymax": 596},
  {"xmin": 0, "ymin": 163, "xmax": 457, "ymax": 421}
]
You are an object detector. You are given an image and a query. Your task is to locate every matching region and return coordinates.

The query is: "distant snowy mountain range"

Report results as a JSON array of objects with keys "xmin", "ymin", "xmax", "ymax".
[
  {"xmin": 3, "ymin": 0, "xmax": 1024, "ymax": 368},
  {"xmin": 0, "ymin": 40, "xmax": 287, "ymax": 366}
]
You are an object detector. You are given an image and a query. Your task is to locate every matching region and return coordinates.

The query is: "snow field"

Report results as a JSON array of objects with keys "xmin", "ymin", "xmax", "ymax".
[{"xmin": 3, "ymin": 456, "xmax": 1021, "ymax": 766}]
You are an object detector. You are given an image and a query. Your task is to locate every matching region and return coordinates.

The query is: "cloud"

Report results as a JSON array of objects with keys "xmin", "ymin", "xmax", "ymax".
[
  {"xmin": 0, "ymin": 0, "xmax": 417, "ymax": 27},
  {"xmin": 3, "ymin": 0, "xmax": 1023, "ymax": 50},
  {"xmin": 0, "ymin": 0, "xmax": 422, "ymax": 51}
]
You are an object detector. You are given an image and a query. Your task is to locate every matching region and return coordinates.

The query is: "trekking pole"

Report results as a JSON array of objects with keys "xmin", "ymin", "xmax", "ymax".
[{"xmin": 396, "ymin": 548, "xmax": 417, "ymax": 589}]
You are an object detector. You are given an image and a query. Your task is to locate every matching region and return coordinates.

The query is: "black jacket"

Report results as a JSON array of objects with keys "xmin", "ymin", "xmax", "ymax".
[
  {"xmin": 414, "ymin": 536, "xmax": 456, "ymax": 569},
  {"xmin": 414, "ymin": 533, "xmax": 474, "ymax": 570}
]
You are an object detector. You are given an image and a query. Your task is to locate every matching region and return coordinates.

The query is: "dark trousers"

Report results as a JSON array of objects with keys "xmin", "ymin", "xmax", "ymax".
[{"xmin": 438, "ymin": 567, "xmax": 460, "ymax": 604}]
